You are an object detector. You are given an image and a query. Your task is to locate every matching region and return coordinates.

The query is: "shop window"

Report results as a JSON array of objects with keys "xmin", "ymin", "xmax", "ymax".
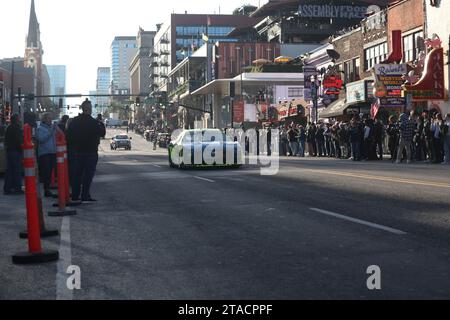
[
  {"xmin": 343, "ymin": 58, "xmax": 360, "ymax": 84},
  {"xmin": 364, "ymin": 42, "xmax": 387, "ymax": 70},
  {"xmin": 403, "ymin": 31, "xmax": 424, "ymax": 63},
  {"xmin": 288, "ymin": 87, "xmax": 302, "ymax": 98}
]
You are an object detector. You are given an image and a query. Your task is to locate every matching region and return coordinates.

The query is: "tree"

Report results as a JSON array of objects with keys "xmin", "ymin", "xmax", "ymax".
[{"xmin": 233, "ymin": 4, "xmax": 257, "ymax": 16}]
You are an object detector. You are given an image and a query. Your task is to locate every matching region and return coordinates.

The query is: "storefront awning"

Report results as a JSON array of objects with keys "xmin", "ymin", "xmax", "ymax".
[
  {"xmin": 319, "ymin": 98, "xmax": 349, "ymax": 118},
  {"xmin": 191, "ymin": 73, "xmax": 304, "ymax": 96}
]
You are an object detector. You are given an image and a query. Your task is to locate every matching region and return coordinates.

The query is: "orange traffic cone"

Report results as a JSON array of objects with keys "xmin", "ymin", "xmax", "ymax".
[
  {"xmin": 12, "ymin": 125, "xmax": 59, "ymax": 265},
  {"xmin": 48, "ymin": 130, "xmax": 77, "ymax": 217}
]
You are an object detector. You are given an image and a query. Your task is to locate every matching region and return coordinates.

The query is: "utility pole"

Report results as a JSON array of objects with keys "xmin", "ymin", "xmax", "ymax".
[{"xmin": 10, "ymin": 60, "xmax": 15, "ymax": 112}]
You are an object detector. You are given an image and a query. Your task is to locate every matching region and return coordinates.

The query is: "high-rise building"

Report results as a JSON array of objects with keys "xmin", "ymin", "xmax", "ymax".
[
  {"xmin": 151, "ymin": 14, "xmax": 258, "ymax": 95},
  {"xmin": 89, "ymin": 90, "xmax": 98, "ymax": 116},
  {"xmin": 46, "ymin": 65, "xmax": 66, "ymax": 106},
  {"xmin": 129, "ymin": 28, "xmax": 155, "ymax": 96},
  {"xmin": 96, "ymin": 67, "xmax": 110, "ymax": 107},
  {"xmin": 110, "ymin": 36, "xmax": 137, "ymax": 95}
]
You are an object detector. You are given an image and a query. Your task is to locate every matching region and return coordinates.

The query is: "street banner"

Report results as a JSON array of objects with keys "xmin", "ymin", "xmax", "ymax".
[
  {"xmin": 303, "ymin": 66, "xmax": 317, "ymax": 101},
  {"xmin": 233, "ymin": 101, "xmax": 244, "ymax": 123},
  {"xmin": 244, "ymin": 104, "xmax": 257, "ymax": 123}
]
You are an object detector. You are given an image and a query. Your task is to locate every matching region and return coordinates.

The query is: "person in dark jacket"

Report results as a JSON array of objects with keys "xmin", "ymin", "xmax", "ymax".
[
  {"xmin": 58, "ymin": 115, "xmax": 70, "ymax": 133},
  {"xmin": 306, "ymin": 123, "xmax": 317, "ymax": 157},
  {"xmin": 349, "ymin": 119, "xmax": 362, "ymax": 161},
  {"xmin": 373, "ymin": 118, "xmax": 384, "ymax": 160},
  {"xmin": 287, "ymin": 125, "xmax": 299, "ymax": 156},
  {"xmin": 66, "ymin": 100, "xmax": 106, "ymax": 202},
  {"xmin": 386, "ymin": 116, "xmax": 399, "ymax": 162},
  {"xmin": 315, "ymin": 123, "xmax": 325, "ymax": 157},
  {"xmin": 3, "ymin": 114, "xmax": 23, "ymax": 195}
]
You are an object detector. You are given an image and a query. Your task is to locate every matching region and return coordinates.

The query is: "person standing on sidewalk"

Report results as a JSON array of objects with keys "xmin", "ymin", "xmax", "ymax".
[
  {"xmin": 58, "ymin": 115, "xmax": 70, "ymax": 133},
  {"xmin": 287, "ymin": 125, "xmax": 298, "ymax": 157},
  {"xmin": 431, "ymin": 113, "xmax": 444, "ymax": 164},
  {"xmin": 442, "ymin": 114, "xmax": 450, "ymax": 165},
  {"xmin": 315, "ymin": 123, "xmax": 325, "ymax": 157},
  {"xmin": 3, "ymin": 114, "xmax": 23, "ymax": 195},
  {"xmin": 349, "ymin": 120, "xmax": 362, "ymax": 161},
  {"xmin": 386, "ymin": 116, "xmax": 399, "ymax": 162},
  {"xmin": 373, "ymin": 118, "xmax": 384, "ymax": 160},
  {"xmin": 396, "ymin": 112, "xmax": 416, "ymax": 164},
  {"xmin": 66, "ymin": 100, "xmax": 106, "ymax": 202},
  {"xmin": 297, "ymin": 125, "xmax": 306, "ymax": 157},
  {"xmin": 36, "ymin": 113, "xmax": 58, "ymax": 197}
]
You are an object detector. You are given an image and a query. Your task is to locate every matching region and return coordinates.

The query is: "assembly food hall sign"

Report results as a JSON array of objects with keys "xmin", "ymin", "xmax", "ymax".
[{"xmin": 299, "ymin": 5, "xmax": 368, "ymax": 19}]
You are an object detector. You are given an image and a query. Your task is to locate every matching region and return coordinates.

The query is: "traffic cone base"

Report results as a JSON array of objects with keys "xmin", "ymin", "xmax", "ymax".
[
  {"xmin": 52, "ymin": 200, "xmax": 82, "ymax": 208},
  {"xmin": 48, "ymin": 210, "xmax": 77, "ymax": 217},
  {"xmin": 66, "ymin": 201, "xmax": 82, "ymax": 207},
  {"xmin": 19, "ymin": 229, "xmax": 60, "ymax": 239},
  {"xmin": 12, "ymin": 250, "xmax": 59, "ymax": 265}
]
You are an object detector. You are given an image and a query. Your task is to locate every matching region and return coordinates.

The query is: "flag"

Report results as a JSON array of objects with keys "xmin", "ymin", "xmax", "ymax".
[
  {"xmin": 207, "ymin": 16, "xmax": 212, "ymax": 26},
  {"xmin": 371, "ymin": 102, "xmax": 380, "ymax": 119}
]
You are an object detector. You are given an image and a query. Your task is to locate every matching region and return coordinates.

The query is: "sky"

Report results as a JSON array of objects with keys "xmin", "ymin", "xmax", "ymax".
[{"xmin": 0, "ymin": 0, "xmax": 264, "ymax": 105}]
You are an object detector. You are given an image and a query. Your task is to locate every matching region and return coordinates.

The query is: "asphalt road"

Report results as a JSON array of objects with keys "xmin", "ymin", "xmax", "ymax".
[{"xmin": 1, "ymin": 128, "xmax": 450, "ymax": 300}]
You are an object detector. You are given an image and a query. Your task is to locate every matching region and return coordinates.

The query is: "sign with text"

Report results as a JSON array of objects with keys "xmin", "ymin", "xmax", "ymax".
[
  {"xmin": 299, "ymin": 5, "xmax": 368, "ymax": 19},
  {"xmin": 346, "ymin": 80, "xmax": 374, "ymax": 104},
  {"xmin": 303, "ymin": 66, "xmax": 317, "ymax": 101},
  {"xmin": 375, "ymin": 64, "xmax": 406, "ymax": 107},
  {"xmin": 403, "ymin": 48, "xmax": 445, "ymax": 101}
]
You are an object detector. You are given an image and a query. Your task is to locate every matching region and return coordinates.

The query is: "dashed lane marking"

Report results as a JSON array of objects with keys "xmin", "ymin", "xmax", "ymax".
[
  {"xmin": 194, "ymin": 176, "xmax": 216, "ymax": 183},
  {"xmin": 310, "ymin": 208, "xmax": 407, "ymax": 235}
]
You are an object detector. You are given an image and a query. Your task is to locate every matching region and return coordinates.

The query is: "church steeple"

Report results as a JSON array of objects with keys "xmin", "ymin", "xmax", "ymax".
[{"xmin": 26, "ymin": 0, "xmax": 41, "ymax": 48}]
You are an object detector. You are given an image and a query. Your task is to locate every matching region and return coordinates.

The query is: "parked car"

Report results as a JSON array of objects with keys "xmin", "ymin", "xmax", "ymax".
[
  {"xmin": 105, "ymin": 119, "xmax": 122, "ymax": 128},
  {"xmin": 110, "ymin": 135, "xmax": 132, "ymax": 150}
]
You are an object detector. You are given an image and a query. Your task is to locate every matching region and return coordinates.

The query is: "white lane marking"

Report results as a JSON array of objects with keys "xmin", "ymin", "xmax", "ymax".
[
  {"xmin": 151, "ymin": 164, "xmax": 162, "ymax": 168},
  {"xmin": 310, "ymin": 208, "xmax": 407, "ymax": 236},
  {"xmin": 194, "ymin": 176, "xmax": 215, "ymax": 183},
  {"xmin": 56, "ymin": 217, "xmax": 73, "ymax": 300}
]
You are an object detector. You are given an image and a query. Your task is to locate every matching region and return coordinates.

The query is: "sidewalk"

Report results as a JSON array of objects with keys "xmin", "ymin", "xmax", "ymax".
[{"xmin": 0, "ymin": 184, "xmax": 61, "ymax": 299}]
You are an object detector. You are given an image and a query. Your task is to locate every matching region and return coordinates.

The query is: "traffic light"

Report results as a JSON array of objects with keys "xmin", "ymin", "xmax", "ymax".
[
  {"xmin": 135, "ymin": 97, "xmax": 141, "ymax": 105},
  {"xmin": 59, "ymin": 98, "xmax": 63, "ymax": 109}
]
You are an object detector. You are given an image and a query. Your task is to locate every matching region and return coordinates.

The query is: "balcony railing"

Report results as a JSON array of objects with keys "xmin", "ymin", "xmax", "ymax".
[
  {"xmin": 160, "ymin": 38, "xmax": 170, "ymax": 44},
  {"xmin": 160, "ymin": 50, "xmax": 170, "ymax": 56},
  {"xmin": 168, "ymin": 80, "xmax": 205, "ymax": 100},
  {"xmin": 150, "ymin": 51, "xmax": 159, "ymax": 58}
]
